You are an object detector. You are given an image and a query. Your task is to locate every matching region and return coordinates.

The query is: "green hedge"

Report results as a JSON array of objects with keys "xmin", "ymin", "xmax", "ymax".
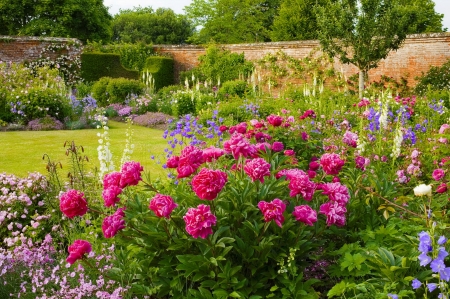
[
  {"xmin": 143, "ymin": 56, "xmax": 174, "ymax": 91},
  {"xmin": 91, "ymin": 77, "xmax": 145, "ymax": 106},
  {"xmin": 81, "ymin": 53, "xmax": 139, "ymax": 82}
]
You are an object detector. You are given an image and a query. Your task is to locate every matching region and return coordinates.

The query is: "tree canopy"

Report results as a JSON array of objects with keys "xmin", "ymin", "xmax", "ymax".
[
  {"xmin": 0, "ymin": 0, "xmax": 112, "ymax": 42},
  {"xmin": 111, "ymin": 7, "xmax": 194, "ymax": 44}
]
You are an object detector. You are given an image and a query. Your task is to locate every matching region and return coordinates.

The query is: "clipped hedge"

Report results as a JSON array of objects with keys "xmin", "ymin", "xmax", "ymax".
[
  {"xmin": 91, "ymin": 77, "xmax": 145, "ymax": 106},
  {"xmin": 143, "ymin": 56, "xmax": 174, "ymax": 91},
  {"xmin": 81, "ymin": 53, "xmax": 139, "ymax": 82}
]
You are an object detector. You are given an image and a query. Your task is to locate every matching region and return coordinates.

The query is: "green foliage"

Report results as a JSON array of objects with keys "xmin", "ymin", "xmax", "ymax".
[
  {"xmin": 181, "ymin": 45, "xmax": 254, "ymax": 84},
  {"xmin": 111, "ymin": 7, "xmax": 194, "ymax": 44},
  {"xmin": 80, "ymin": 53, "xmax": 140, "ymax": 82},
  {"xmin": 396, "ymin": 0, "xmax": 445, "ymax": 33},
  {"xmin": 143, "ymin": 56, "xmax": 174, "ymax": 91},
  {"xmin": 0, "ymin": 0, "xmax": 112, "ymax": 42},
  {"xmin": 414, "ymin": 58, "xmax": 450, "ymax": 95},
  {"xmin": 217, "ymin": 80, "xmax": 249, "ymax": 99},
  {"xmin": 91, "ymin": 77, "xmax": 145, "ymax": 106}
]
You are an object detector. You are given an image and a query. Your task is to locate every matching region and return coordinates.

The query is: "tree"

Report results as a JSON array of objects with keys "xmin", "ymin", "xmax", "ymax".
[
  {"xmin": 0, "ymin": 0, "xmax": 112, "ymax": 42},
  {"xmin": 270, "ymin": 0, "xmax": 329, "ymax": 41},
  {"xmin": 315, "ymin": 0, "xmax": 409, "ymax": 98},
  {"xmin": 184, "ymin": 0, "xmax": 281, "ymax": 44},
  {"xmin": 396, "ymin": 0, "xmax": 445, "ymax": 33},
  {"xmin": 111, "ymin": 7, "xmax": 194, "ymax": 44}
]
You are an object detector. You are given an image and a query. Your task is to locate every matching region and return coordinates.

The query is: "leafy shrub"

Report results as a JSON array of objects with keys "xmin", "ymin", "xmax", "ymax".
[
  {"xmin": 174, "ymin": 91, "xmax": 196, "ymax": 116},
  {"xmin": 92, "ymin": 77, "xmax": 145, "ymax": 106},
  {"xmin": 217, "ymin": 80, "xmax": 249, "ymax": 99},
  {"xmin": 143, "ymin": 56, "xmax": 174, "ymax": 91},
  {"xmin": 415, "ymin": 58, "xmax": 450, "ymax": 95},
  {"xmin": 80, "ymin": 53, "xmax": 140, "ymax": 82}
]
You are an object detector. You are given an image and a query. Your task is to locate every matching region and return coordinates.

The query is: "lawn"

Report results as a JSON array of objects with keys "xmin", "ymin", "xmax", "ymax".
[{"xmin": 0, "ymin": 121, "xmax": 168, "ymax": 178}]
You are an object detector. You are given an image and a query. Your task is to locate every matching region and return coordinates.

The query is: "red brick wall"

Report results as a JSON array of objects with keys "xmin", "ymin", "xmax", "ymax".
[
  {"xmin": 0, "ymin": 36, "xmax": 82, "ymax": 63},
  {"xmin": 154, "ymin": 32, "xmax": 450, "ymax": 85}
]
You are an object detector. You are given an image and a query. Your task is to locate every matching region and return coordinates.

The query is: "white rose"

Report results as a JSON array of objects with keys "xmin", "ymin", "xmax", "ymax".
[{"xmin": 413, "ymin": 184, "xmax": 432, "ymax": 197}]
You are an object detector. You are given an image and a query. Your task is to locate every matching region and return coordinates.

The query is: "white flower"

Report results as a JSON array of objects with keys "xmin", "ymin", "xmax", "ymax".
[{"xmin": 413, "ymin": 184, "xmax": 432, "ymax": 197}]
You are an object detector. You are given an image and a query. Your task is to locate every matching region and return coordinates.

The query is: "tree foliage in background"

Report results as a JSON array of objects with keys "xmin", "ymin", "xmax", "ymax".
[
  {"xmin": 0, "ymin": 0, "xmax": 112, "ymax": 42},
  {"xmin": 396, "ymin": 0, "xmax": 445, "ymax": 34},
  {"xmin": 184, "ymin": 0, "xmax": 281, "ymax": 44},
  {"xmin": 111, "ymin": 7, "xmax": 194, "ymax": 44},
  {"xmin": 315, "ymin": 0, "xmax": 410, "ymax": 98}
]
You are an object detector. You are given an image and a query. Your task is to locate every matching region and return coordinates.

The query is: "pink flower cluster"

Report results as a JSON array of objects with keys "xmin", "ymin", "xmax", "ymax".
[
  {"xmin": 183, "ymin": 204, "xmax": 217, "ymax": 239},
  {"xmin": 191, "ymin": 168, "xmax": 228, "ymax": 200},
  {"xmin": 258, "ymin": 199, "xmax": 286, "ymax": 227},
  {"xmin": 149, "ymin": 194, "xmax": 178, "ymax": 218},
  {"xmin": 244, "ymin": 158, "xmax": 271, "ymax": 183}
]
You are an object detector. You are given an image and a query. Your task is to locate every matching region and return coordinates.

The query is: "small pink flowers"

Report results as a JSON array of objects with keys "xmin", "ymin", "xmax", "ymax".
[
  {"xmin": 257, "ymin": 199, "xmax": 286, "ymax": 227},
  {"xmin": 149, "ymin": 194, "xmax": 178, "ymax": 218},
  {"xmin": 244, "ymin": 158, "xmax": 271, "ymax": 183},
  {"xmin": 120, "ymin": 161, "xmax": 143, "ymax": 188},
  {"xmin": 102, "ymin": 208, "xmax": 126, "ymax": 238},
  {"xmin": 66, "ymin": 239, "xmax": 92, "ymax": 264},
  {"xmin": 320, "ymin": 153, "xmax": 345, "ymax": 176},
  {"xmin": 191, "ymin": 168, "xmax": 228, "ymax": 200},
  {"xmin": 292, "ymin": 205, "xmax": 317, "ymax": 226},
  {"xmin": 432, "ymin": 169, "xmax": 445, "ymax": 181},
  {"xmin": 59, "ymin": 189, "xmax": 88, "ymax": 219},
  {"xmin": 183, "ymin": 204, "xmax": 217, "ymax": 239}
]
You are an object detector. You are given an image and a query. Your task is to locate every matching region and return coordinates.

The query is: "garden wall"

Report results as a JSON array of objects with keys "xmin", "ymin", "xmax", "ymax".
[
  {"xmin": 154, "ymin": 32, "xmax": 450, "ymax": 85},
  {"xmin": 0, "ymin": 36, "xmax": 82, "ymax": 63}
]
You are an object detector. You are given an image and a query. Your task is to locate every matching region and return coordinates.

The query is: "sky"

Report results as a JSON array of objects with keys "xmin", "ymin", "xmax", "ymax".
[{"xmin": 104, "ymin": 0, "xmax": 450, "ymax": 31}]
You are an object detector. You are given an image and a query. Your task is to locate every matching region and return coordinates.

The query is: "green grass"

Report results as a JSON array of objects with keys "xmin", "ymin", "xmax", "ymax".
[{"xmin": 0, "ymin": 121, "xmax": 168, "ymax": 178}]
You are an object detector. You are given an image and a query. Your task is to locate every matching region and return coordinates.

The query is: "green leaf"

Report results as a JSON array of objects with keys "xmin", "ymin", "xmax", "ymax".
[
  {"xmin": 270, "ymin": 286, "xmax": 279, "ymax": 292},
  {"xmin": 327, "ymin": 281, "xmax": 347, "ymax": 298},
  {"xmin": 229, "ymin": 291, "xmax": 241, "ymax": 298}
]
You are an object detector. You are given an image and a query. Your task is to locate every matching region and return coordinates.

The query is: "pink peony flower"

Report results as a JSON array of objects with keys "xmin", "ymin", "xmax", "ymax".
[
  {"xmin": 219, "ymin": 125, "xmax": 228, "ymax": 132},
  {"xmin": 149, "ymin": 194, "xmax": 178, "ymax": 218},
  {"xmin": 272, "ymin": 141, "xmax": 284, "ymax": 152},
  {"xmin": 191, "ymin": 168, "xmax": 228, "ymax": 200},
  {"xmin": 66, "ymin": 240, "xmax": 92, "ymax": 264},
  {"xmin": 258, "ymin": 199, "xmax": 286, "ymax": 227},
  {"xmin": 320, "ymin": 153, "xmax": 345, "ymax": 175},
  {"xmin": 255, "ymin": 132, "xmax": 272, "ymax": 143},
  {"xmin": 307, "ymin": 170, "xmax": 316, "ymax": 179},
  {"xmin": 301, "ymin": 132, "xmax": 309, "ymax": 140},
  {"xmin": 439, "ymin": 124, "xmax": 450, "ymax": 134},
  {"xmin": 223, "ymin": 133, "xmax": 257, "ymax": 160},
  {"xmin": 102, "ymin": 186, "xmax": 123, "ymax": 207},
  {"xmin": 255, "ymin": 142, "xmax": 271, "ymax": 152},
  {"xmin": 357, "ymin": 98, "xmax": 370, "ymax": 107},
  {"xmin": 177, "ymin": 146, "xmax": 204, "ymax": 178},
  {"xmin": 342, "ymin": 131, "xmax": 358, "ymax": 148},
  {"xmin": 433, "ymin": 168, "xmax": 445, "ymax": 181},
  {"xmin": 203, "ymin": 147, "xmax": 225, "ymax": 162},
  {"xmin": 319, "ymin": 182, "xmax": 350, "ymax": 205},
  {"xmin": 284, "ymin": 150, "xmax": 295, "ymax": 156},
  {"xmin": 244, "ymin": 158, "xmax": 271, "ymax": 183},
  {"xmin": 288, "ymin": 173, "xmax": 316, "ymax": 200},
  {"xmin": 102, "ymin": 208, "xmax": 126, "ymax": 238},
  {"xmin": 299, "ymin": 110, "xmax": 316, "ymax": 120},
  {"xmin": 60, "ymin": 189, "xmax": 88, "ymax": 219},
  {"xmin": 120, "ymin": 161, "xmax": 143, "ymax": 188},
  {"xmin": 292, "ymin": 205, "xmax": 317, "ymax": 226},
  {"xmin": 166, "ymin": 156, "xmax": 180, "ymax": 168},
  {"xmin": 267, "ymin": 114, "xmax": 283, "ymax": 126},
  {"xmin": 183, "ymin": 204, "xmax": 217, "ymax": 239},
  {"xmin": 277, "ymin": 168, "xmax": 307, "ymax": 180},
  {"xmin": 319, "ymin": 201, "xmax": 347, "ymax": 227},
  {"xmin": 103, "ymin": 172, "xmax": 122, "ymax": 189},
  {"xmin": 309, "ymin": 161, "xmax": 320, "ymax": 171},
  {"xmin": 236, "ymin": 122, "xmax": 248, "ymax": 134},
  {"xmin": 437, "ymin": 183, "xmax": 448, "ymax": 194},
  {"xmin": 355, "ymin": 156, "xmax": 370, "ymax": 170}
]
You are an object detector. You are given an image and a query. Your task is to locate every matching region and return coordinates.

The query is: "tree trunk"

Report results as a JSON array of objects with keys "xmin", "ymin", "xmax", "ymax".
[{"xmin": 358, "ymin": 70, "xmax": 365, "ymax": 99}]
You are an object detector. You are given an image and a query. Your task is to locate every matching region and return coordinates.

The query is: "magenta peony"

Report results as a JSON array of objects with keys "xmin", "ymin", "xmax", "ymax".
[
  {"xmin": 120, "ymin": 161, "xmax": 143, "ymax": 188},
  {"xmin": 436, "ymin": 183, "xmax": 448, "ymax": 194},
  {"xmin": 236, "ymin": 122, "xmax": 248, "ymax": 134},
  {"xmin": 244, "ymin": 158, "xmax": 271, "ymax": 183},
  {"xmin": 102, "ymin": 186, "xmax": 123, "ymax": 207},
  {"xmin": 102, "ymin": 208, "xmax": 126, "ymax": 238},
  {"xmin": 292, "ymin": 205, "xmax": 317, "ymax": 226},
  {"xmin": 272, "ymin": 141, "xmax": 284, "ymax": 152},
  {"xmin": 203, "ymin": 146, "xmax": 225, "ymax": 162},
  {"xmin": 191, "ymin": 168, "xmax": 228, "ymax": 200},
  {"xmin": 177, "ymin": 145, "xmax": 204, "ymax": 178},
  {"xmin": 60, "ymin": 189, "xmax": 88, "ymax": 219},
  {"xmin": 183, "ymin": 204, "xmax": 217, "ymax": 239},
  {"xmin": 266, "ymin": 114, "xmax": 283, "ymax": 127},
  {"xmin": 103, "ymin": 172, "xmax": 122, "ymax": 189},
  {"xmin": 319, "ymin": 182, "xmax": 350, "ymax": 205},
  {"xmin": 299, "ymin": 110, "xmax": 316, "ymax": 120},
  {"xmin": 432, "ymin": 168, "xmax": 445, "ymax": 181},
  {"xmin": 66, "ymin": 240, "xmax": 92, "ymax": 264},
  {"xmin": 257, "ymin": 199, "xmax": 286, "ymax": 227},
  {"xmin": 320, "ymin": 153, "xmax": 345, "ymax": 175},
  {"xmin": 166, "ymin": 156, "xmax": 180, "ymax": 168},
  {"xmin": 319, "ymin": 201, "xmax": 347, "ymax": 227},
  {"xmin": 342, "ymin": 131, "xmax": 358, "ymax": 148},
  {"xmin": 149, "ymin": 194, "xmax": 178, "ymax": 218},
  {"xmin": 288, "ymin": 173, "xmax": 316, "ymax": 200},
  {"xmin": 223, "ymin": 133, "xmax": 257, "ymax": 160},
  {"xmin": 284, "ymin": 149, "xmax": 295, "ymax": 156}
]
